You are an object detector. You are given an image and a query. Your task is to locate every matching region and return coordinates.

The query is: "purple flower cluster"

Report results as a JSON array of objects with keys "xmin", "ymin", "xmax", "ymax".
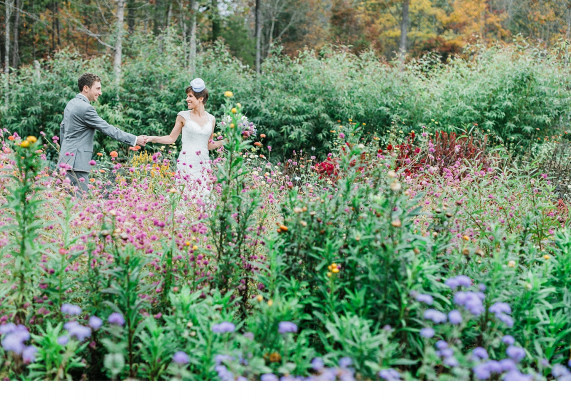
[
  {"xmin": 212, "ymin": 321, "xmax": 235, "ymax": 334},
  {"xmin": 453, "ymin": 291, "xmax": 485, "ymax": 316},
  {"xmin": 552, "ymin": 364, "xmax": 571, "ymax": 381},
  {"xmin": 434, "ymin": 341, "xmax": 458, "ymax": 367},
  {"xmin": 61, "ymin": 303, "xmax": 82, "ymax": 316},
  {"xmin": 260, "ymin": 373, "xmax": 278, "ymax": 381},
  {"xmin": 64, "ymin": 321, "xmax": 91, "ymax": 341},
  {"xmin": 489, "ymin": 302, "xmax": 513, "ymax": 327},
  {"xmin": 108, "ymin": 312, "xmax": 125, "ymax": 326},
  {"xmin": 412, "ymin": 292, "xmax": 433, "ymax": 305},
  {"xmin": 445, "ymin": 275, "xmax": 472, "ymax": 290},
  {"xmin": 89, "ymin": 316, "xmax": 103, "ymax": 331},
  {"xmin": 448, "ymin": 310, "xmax": 463, "ymax": 325},
  {"xmin": 306, "ymin": 357, "xmax": 355, "ymax": 381},
  {"xmin": 506, "ymin": 346, "xmax": 526, "ymax": 362},
  {"xmin": 471, "ymin": 347, "xmax": 489, "ymax": 361},
  {"xmin": 0, "ymin": 324, "xmax": 36, "ymax": 363},
  {"xmin": 502, "ymin": 335, "xmax": 515, "ymax": 345},
  {"xmin": 379, "ymin": 368, "xmax": 401, "ymax": 381},
  {"xmin": 278, "ymin": 321, "xmax": 298, "ymax": 334},
  {"xmin": 420, "ymin": 327, "xmax": 434, "ymax": 338},
  {"xmin": 173, "ymin": 351, "xmax": 190, "ymax": 365},
  {"xmin": 423, "ymin": 309, "xmax": 447, "ymax": 323}
]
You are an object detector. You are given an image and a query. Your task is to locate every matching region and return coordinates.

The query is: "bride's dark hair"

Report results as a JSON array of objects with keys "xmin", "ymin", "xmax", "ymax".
[{"xmin": 186, "ymin": 86, "xmax": 209, "ymax": 104}]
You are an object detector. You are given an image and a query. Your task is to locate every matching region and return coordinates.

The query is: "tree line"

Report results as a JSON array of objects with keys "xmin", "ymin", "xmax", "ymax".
[{"xmin": 1, "ymin": 1, "xmax": 570, "ymax": 74}]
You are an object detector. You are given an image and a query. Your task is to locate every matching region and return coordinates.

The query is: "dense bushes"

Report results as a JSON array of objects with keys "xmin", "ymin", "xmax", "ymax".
[{"xmin": 1, "ymin": 33, "xmax": 569, "ymax": 162}]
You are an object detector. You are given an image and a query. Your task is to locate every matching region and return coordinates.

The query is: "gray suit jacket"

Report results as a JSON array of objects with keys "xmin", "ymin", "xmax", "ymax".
[{"xmin": 58, "ymin": 94, "xmax": 136, "ymax": 172}]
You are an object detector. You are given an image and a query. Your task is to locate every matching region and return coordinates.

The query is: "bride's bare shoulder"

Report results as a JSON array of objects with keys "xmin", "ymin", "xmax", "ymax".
[{"xmin": 177, "ymin": 110, "xmax": 190, "ymax": 124}]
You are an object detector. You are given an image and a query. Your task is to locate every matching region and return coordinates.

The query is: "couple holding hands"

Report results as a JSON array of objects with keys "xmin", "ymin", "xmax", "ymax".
[{"xmin": 58, "ymin": 73, "xmax": 224, "ymax": 196}]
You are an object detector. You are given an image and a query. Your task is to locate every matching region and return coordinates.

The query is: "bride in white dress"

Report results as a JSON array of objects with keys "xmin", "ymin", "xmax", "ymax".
[{"xmin": 146, "ymin": 79, "xmax": 225, "ymax": 201}]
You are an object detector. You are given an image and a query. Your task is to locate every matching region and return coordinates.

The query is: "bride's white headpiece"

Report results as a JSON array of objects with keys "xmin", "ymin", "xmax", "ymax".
[{"xmin": 190, "ymin": 78, "xmax": 206, "ymax": 92}]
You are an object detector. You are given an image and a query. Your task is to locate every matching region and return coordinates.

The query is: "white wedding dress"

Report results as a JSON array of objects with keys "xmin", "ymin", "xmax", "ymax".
[{"xmin": 176, "ymin": 110, "xmax": 214, "ymax": 202}]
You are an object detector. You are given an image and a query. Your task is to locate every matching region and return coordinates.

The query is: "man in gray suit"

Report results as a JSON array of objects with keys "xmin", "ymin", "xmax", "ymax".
[{"xmin": 58, "ymin": 73, "xmax": 147, "ymax": 193}]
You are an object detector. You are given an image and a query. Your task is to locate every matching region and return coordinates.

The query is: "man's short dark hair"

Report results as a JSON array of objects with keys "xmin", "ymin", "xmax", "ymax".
[{"xmin": 78, "ymin": 73, "xmax": 101, "ymax": 92}]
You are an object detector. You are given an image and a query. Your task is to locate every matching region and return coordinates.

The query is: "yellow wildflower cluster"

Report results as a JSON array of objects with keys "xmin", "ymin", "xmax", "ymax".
[{"xmin": 327, "ymin": 263, "xmax": 340, "ymax": 277}]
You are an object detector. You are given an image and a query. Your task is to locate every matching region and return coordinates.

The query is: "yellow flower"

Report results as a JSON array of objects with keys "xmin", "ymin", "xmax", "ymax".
[
  {"xmin": 231, "ymin": 108, "xmax": 237, "ymax": 114},
  {"xmin": 462, "ymin": 235, "xmax": 470, "ymax": 241},
  {"xmin": 543, "ymin": 255, "xmax": 550, "ymax": 260},
  {"xmin": 267, "ymin": 299, "xmax": 273, "ymax": 307},
  {"xmin": 327, "ymin": 272, "xmax": 332, "ymax": 277},
  {"xmin": 192, "ymin": 245, "xmax": 198, "ymax": 251},
  {"xmin": 20, "ymin": 140, "xmax": 30, "ymax": 148},
  {"xmin": 230, "ymin": 123, "xmax": 235, "ymax": 129},
  {"xmin": 256, "ymin": 295, "xmax": 263, "ymax": 302},
  {"xmin": 507, "ymin": 260, "xmax": 516, "ymax": 268},
  {"xmin": 224, "ymin": 91, "xmax": 233, "ymax": 97},
  {"xmin": 185, "ymin": 241, "xmax": 191, "ymax": 246},
  {"xmin": 27, "ymin": 136, "xmax": 37, "ymax": 143},
  {"xmin": 332, "ymin": 267, "xmax": 340, "ymax": 274},
  {"xmin": 237, "ymin": 103, "xmax": 242, "ymax": 108}
]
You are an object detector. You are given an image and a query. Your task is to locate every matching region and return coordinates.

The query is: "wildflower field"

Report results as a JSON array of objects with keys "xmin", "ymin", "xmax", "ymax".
[
  {"xmin": 1, "ymin": 93, "xmax": 570, "ymax": 382},
  {"xmin": 2, "ymin": 40, "xmax": 571, "ymax": 381}
]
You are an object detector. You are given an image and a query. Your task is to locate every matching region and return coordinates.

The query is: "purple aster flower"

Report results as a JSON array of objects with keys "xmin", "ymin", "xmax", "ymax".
[
  {"xmin": 61, "ymin": 303, "xmax": 82, "ymax": 316},
  {"xmin": 316, "ymin": 368, "xmax": 337, "ymax": 381},
  {"xmin": 478, "ymin": 284, "xmax": 486, "ymax": 292},
  {"xmin": 486, "ymin": 360, "xmax": 502, "ymax": 374},
  {"xmin": 212, "ymin": 321, "xmax": 235, "ymax": 334},
  {"xmin": 57, "ymin": 335, "xmax": 70, "ymax": 346},
  {"xmin": 0, "ymin": 323, "xmax": 16, "ymax": 335},
  {"xmin": 423, "ymin": 309, "xmax": 447, "ymax": 323},
  {"xmin": 445, "ymin": 275, "xmax": 472, "ymax": 289},
  {"xmin": 502, "ymin": 370, "xmax": 532, "ymax": 381},
  {"xmin": 311, "ymin": 357, "xmax": 324, "ymax": 371},
  {"xmin": 415, "ymin": 294, "xmax": 434, "ymax": 305},
  {"xmin": 464, "ymin": 293, "xmax": 485, "ymax": 316},
  {"xmin": 438, "ymin": 348, "xmax": 454, "ymax": 358},
  {"xmin": 473, "ymin": 364, "xmax": 491, "ymax": 380},
  {"xmin": 379, "ymin": 368, "xmax": 401, "ymax": 381},
  {"xmin": 108, "ymin": 312, "xmax": 125, "ymax": 326},
  {"xmin": 445, "ymin": 277, "xmax": 460, "ymax": 290},
  {"xmin": 435, "ymin": 340, "xmax": 448, "ymax": 350},
  {"xmin": 339, "ymin": 357, "xmax": 352, "ymax": 368},
  {"xmin": 499, "ymin": 358, "xmax": 517, "ymax": 372},
  {"xmin": 214, "ymin": 354, "xmax": 233, "ymax": 365},
  {"xmin": 66, "ymin": 324, "xmax": 91, "ymax": 341},
  {"xmin": 453, "ymin": 291, "xmax": 468, "ymax": 306},
  {"xmin": 496, "ymin": 313, "xmax": 514, "ymax": 327},
  {"xmin": 22, "ymin": 346, "xmax": 37, "ymax": 363},
  {"xmin": 278, "ymin": 321, "xmax": 298, "ymax": 334},
  {"xmin": 448, "ymin": 310, "xmax": 463, "ymax": 325},
  {"xmin": 444, "ymin": 357, "xmax": 459, "ymax": 367},
  {"xmin": 506, "ymin": 346, "xmax": 525, "ymax": 362},
  {"xmin": 261, "ymin": 373, "xmax": 278, "ymax": 381},
  {"xmin": 1, "ymin": 333, "xmax": 26, "ymax": 355},
  {"xmin": 552, "ymin": 365, "xmax": 570, "ymax": 378},
  {"xmin": 243, "ymin": 332, "xmax": 254, "ymax": 340},
  {"xmin": 216, "ymin": 365, "xmax": 234, "ymax": 381},
  {"xmin": 89, "ymin": 316, "xmax": 103, "ymax": 331},
  {"xmin": 338, "ymin": 369, "xmax": 355, "ymax": 381},
  {"xmin": 420, "ymin": 327, "xmax": 435, "ymax": 338},
  {"xmin": 472, "ymin": 347, "xmax": 489, "ymax": 361},
  {"xmin": 173, "ymin": 351, "xmax": 190, "ymax": 365},
  {"xmin": 489, "ymin": 302, "xmax": 511, "ymax": 315},
  {"xmin": 502, "ymin": 335, "xmax": 515, "ymax": 345}
]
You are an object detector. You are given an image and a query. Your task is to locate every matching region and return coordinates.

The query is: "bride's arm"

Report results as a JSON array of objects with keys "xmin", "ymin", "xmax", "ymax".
[
  {"xmin": 147, "ymin": 116, "xmax": 184, "ymax": 145},
  {"xmin": 207, "ymin": 117, "xmax": 225, "ymax": 150}
]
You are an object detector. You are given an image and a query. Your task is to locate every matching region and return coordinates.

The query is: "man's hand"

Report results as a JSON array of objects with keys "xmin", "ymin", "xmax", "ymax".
[{"xmin": 136, "ymin": 135, "xmax": 148, "ymax": 146}]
